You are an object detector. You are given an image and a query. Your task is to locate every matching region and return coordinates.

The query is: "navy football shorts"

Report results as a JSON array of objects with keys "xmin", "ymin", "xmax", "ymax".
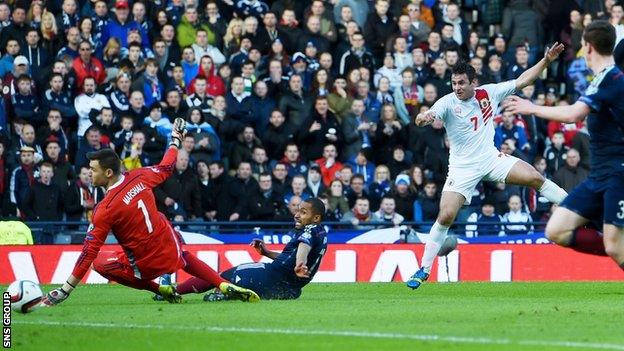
[
  {"xmin": 220, "ymin": 262, "xmax": 301, "ymax": 300},
  {"xmin": 560, "ymin": 176, "xmax": 624, "ymax": 227}
]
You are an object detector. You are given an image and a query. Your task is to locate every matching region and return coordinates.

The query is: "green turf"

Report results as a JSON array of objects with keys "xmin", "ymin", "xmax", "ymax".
[{"xmin": 7, "ymin": 282, "xmax": 624, "ymax": 351}]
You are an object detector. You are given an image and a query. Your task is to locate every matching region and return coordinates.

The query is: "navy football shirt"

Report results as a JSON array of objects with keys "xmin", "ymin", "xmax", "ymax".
[
  {"xmin": 270, "ymin": 224, "xmax": 328, "ymax": 288},
  {"xmin": 578, "ymin": 65, "xmax": 624, "ymax": 180}
]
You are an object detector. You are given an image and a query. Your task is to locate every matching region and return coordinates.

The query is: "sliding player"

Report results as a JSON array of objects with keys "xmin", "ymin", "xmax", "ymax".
[
  {"xmin": 41, "ymin": 118, "xmax": 259, "ymax": 306},
  {"xmin": 172, "ymin": 198, "xmax": 327, "ymax": 300},
  {"xmin": 505, "ymin": 20, "xmax": 624, "ymax": 270},
  {"xmin": 407, "ymin": 43, "xmax": 568, "ymax": 289}
]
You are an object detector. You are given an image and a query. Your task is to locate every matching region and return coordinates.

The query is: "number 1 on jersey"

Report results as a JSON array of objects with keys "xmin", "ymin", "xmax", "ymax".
[
  {"xmin": 470, "ymin": 116, "xmax": 478, "ymax": 131},
  {"xmin": 137, "ymin": 199, "xmax": 154, "ymax": 234}
]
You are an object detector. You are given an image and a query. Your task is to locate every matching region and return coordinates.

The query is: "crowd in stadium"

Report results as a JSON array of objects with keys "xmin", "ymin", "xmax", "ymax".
[{"xmin": 0, "ymin": 0, "xmax": 609, "ymax": 239}]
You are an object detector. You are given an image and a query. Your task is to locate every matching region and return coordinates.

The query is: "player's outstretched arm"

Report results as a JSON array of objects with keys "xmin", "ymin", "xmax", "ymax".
[
  {"xmin": 504, "ymin": 96, "xmax": 589, "ymax": 123},
  {"xmin": 515, "ymin": 42, "xmax": 565, "ymax": 90},
  {"xmin": 250, "ymin": 239, "xmax": 280, "ymax": 260},
  {"xmin": 415, "ymin": 110, "xmax": 436, "ymax": 127},
  {"xmin": 40, "ymin": 274, "xmax": 80, "ymax": 307},
  {"xmin": 169, "ymin": 117, "xmax": 187, "ymax": 149},
  {"xmin": 294, "ymin": 242, "xmax": 312, "ymax": 278}
]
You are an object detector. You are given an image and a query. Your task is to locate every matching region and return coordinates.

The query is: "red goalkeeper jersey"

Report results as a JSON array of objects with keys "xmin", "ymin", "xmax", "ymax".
[{"xmin": 72, "ymin": 147, "xmax": 183, "ymax": 280}]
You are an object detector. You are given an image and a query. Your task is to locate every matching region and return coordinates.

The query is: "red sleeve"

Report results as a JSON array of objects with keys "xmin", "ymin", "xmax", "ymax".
[
  {"xmin": 71, "ymin": 207, "xmax": 111, "ymax": 280},
  {"xmin": 129, "ymin": 147, "xmax": 178, "ymax": 188}
]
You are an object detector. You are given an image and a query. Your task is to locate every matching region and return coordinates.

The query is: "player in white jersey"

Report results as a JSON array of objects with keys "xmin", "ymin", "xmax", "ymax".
[{"xmin": 407, "ymin": 44, "xmax": 569, "ymax": 290}]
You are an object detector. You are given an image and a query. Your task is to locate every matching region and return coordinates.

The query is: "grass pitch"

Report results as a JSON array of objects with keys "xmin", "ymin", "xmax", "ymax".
[{"xmin": 8, "ymin": 282, "xmax": 624, "ymax": 351}]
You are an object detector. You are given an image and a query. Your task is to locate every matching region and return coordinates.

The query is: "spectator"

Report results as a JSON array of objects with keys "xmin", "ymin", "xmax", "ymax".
[
  {"xmin": 278, "ymin": 143, "xmax": 307, "ymax": 178},
  {"xmin": 278, "ymin": 74, "xmax": 313, "ymax": 128},
  {"xmin": 64, "ymin": 165, "xmax": 104, "ymax": 223},
  {"xmin": 42, "ymin": 73, "xmax": 77, "ymax": 123},
  {"xmin": 391, "ymin": 173, "xmax": 416, "ymax": 220},
  {"xmin": 73, "ymin": 41, "xmax": 105, "ymax": 90},
  {"xmin": 544, "ymin": 131, "xmax": 569, "ymax": 176},
  {"xmin": 271, "ymin": 162, "xmax": 290, "ymax": 195},
  {"xmin": 141, "ymin": 104, "xmax": 170, "ymax": 162},
  {"xmin": 0, "ymin": 6, "xmax": 27, "ymax": 50},
  {"xmin": 232, "ymin": 161, "xmax": 260, "ymax": 220},
  {"xmin": 284, "ymin": 174, "xmax": 312, "ymax": 204},
  {"xmin": 12, "ymin": 74, "xmax": 44, "ymax": 129},
  {"xmin": 119, "ymin": 130, "xmax": 151, "ymax": 171},
  {"xmin": 327, "ymin": 76, "xmax": 354, "ymax": 122},
  {"xmin": 250, "ymin": 146, "xmax": 270, "ymax": 179},
  {"xmin": 132, "ymin": 59, "xmax": 164, "ymax": 107},
  {"xmin": 23, "ymin": 162, "xmax": 63, "ymax": 243},
  {"xmin": 502, "ymin": 194, "xmax": 533, "ymax": 235},
  {"xmin": 553, "ymin": 148, "xmax": 589, "ymax": 193},
  {"xmin": 342, "ymin": 99, "xmax": 376, "ymax": 161},
  {"xmin": 495, "ymin": 109, "xmax": 530, "ymax": 152},
  {"xmin": 372, "ymin": 196, "xmax": 404, "ymax": 227},
  {"xmin": 346, "ymin": 174, "xmax": 369, "ymax": 209},
  {"xmin": 363, "ymin": 0, "xmax": 396, "ymax": 58},
  {"xmin": 24, "ymin": 29, "xmax": 51, "ymax": 82},
  {"xmin": 0, "ymin": 39, "xmax": 20, "ymax": 79},
  {"xmin": 75, "ymin": 126, "xmax": 106, "ymax": 169},
  {"xmin": 375, "ymin": 104, "xmax": 406, "ymax": 165},
  {"xmin": 249, "ymin": 80, "xmax": 276, "ymax": 135},
  {"xmin": 306, "ymin": 163, "xmax": 326, "ymax": 197},
  {"xmin": 230, "ymin": 126, "xmax": 262, "ymax": 171},
  {"xmin": 338, "ymin": 31, "xmax": 375, "ymax": 75},
  {"xmin": 43, "ymin": 138, "xmax": 74, "ymax": 192},
  {"xmin": 177, "ymin": 6, "xmax": 216, "ymax": 49},
  {"xmin": 208, "ymin": 160, "xmax": 245, "ymax": 221},
  {"xmin": 101, "ymin": 0, "xmax": 149, "ymax": 49},
  {"xmin": 249, "ymin": 171, "xmax": 287, "ymax": 221},
  {"xmin": 74, "ymin": 76, "xmax": 110, "ymax": 141},
  {"xmin": 465, "ymin": 199, "xmax": 505, "ymax": 237},
  {"xmin": 342, "ymin": 197, "xmax": 374, "ymax": 229},
  {"xmin": 394, "ymin": 68, "xmax": 423, "ymax": 124},
  {"xmin": 388, "ymin": 146, "xmax": 412, "ymax": 180},
  {"xmin": 413, "ymin": 180, "xmax": 440, "ymax": 228},
  {"xmin": 261, "ymin": 109, "xmax": 292, "ymax": 160},
  {"xmin": 349, "ymin": 150, "xmax": 375, "ymax": 186},
  {"xmin": 325, "ymin": 179, "xmax": 350, "ymax": 218},
  {"xmin": 155, "ymin": 149, "xmax": 202, "ymax": 220},
  {"xmin": 300, "ymin": 96, "xmax": 343, "ymax": 161},
  {"xmin": 7, "ymin": 124, "xmax": 42, "ymax": 171},
  {"xmin": 9, "ymin": 146, "xmax": 37, "ymax": 216},
  {"xmin": 315, "ymin": 143, "xmax": 344, "ymax": 186}
]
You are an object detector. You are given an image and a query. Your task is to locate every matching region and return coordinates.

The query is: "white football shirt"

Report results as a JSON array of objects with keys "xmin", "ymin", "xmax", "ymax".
[{"xmin": 429, "ymin": 80, "xmax": 516, "ymax": 166}]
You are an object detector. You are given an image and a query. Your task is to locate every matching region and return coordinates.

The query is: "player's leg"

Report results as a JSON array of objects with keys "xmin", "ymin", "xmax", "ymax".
[
  {"xmin": 603, "ymin": 224, "xmax": 624, "ymax": 269},
  {"xmin": 407, "ymin": 190, "xmax": 465, "ymax": 289},
  {"xmin": 202, "ymin": 263, "xmax": 269, "ymax": 301},
  {"xmin": 503, "ymin": 158, "xmax": 568, "ymax": 204},
  {"xmin": 92, "ymin": 251, "xmax": 160, "ymax": 294},
  {"xmin": 602, "ymin": 179, "xmax": 624, "ymax": 268},
  {"xmin": 180, "ymin": 251, "xmax": 260, "ymax": 302},
  {"xmin": 176, "ymin": 266, "xmax": 239, "ymax": 295},
  {"xmin": 546, "ymin": 179, "xmax": 609, "ymax": 256}
]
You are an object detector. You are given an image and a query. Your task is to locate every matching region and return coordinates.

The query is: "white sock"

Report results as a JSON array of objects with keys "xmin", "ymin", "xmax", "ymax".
[
  {"xmin": 539, "ymin": 179, "xmax": 568, "ymax": 204},
  {"xmin": 420, "ymin": 221, "xmax": 450, "ymax": 274}
]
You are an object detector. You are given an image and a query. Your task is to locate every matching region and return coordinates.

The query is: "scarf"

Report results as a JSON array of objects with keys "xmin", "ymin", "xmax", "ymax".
[
  {"xmin": 22, "ymin": 164, "xmax": 35, "ymax": 186},
  {"xmin": 352, "ymin": 209, "xmax": 370, "ymax": 221}
]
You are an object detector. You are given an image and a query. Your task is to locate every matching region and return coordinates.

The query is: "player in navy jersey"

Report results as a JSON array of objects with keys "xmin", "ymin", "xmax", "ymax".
[
  {"xmin": 174, "ymin": 198, "xmax": 328, "ymax": 300},
  {"xmin": 506, "ymin": 20, "xmax": 624, "ymax": 270}
]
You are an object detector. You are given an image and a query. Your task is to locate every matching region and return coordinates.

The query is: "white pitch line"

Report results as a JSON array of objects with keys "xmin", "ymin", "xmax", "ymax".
[{"xmin": 12, "ymin": 320, "xmax": 624, "ymax": 350}]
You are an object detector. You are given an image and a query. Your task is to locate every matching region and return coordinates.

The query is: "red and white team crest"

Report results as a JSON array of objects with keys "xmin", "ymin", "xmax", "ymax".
[
  {"xmin": 454, "ymin": 106, "xmax": 462, "ymax": 116},
  {"xmin": 479, "ymin": 98, "xmax": 490, "ymax": 110},
  {"xmin": 475, "ymin": 89, "xmax": 493, "ymax": 125}
]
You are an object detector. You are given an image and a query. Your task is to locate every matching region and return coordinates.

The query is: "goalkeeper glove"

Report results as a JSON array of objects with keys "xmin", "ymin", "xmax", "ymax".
[
  {"xmin": 41, "ymin": 287, "xmax": 71, "ymax": 306},
  {"xmin": 170, "ymin": 117, "xmax": 187, "ymax": 148}
]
